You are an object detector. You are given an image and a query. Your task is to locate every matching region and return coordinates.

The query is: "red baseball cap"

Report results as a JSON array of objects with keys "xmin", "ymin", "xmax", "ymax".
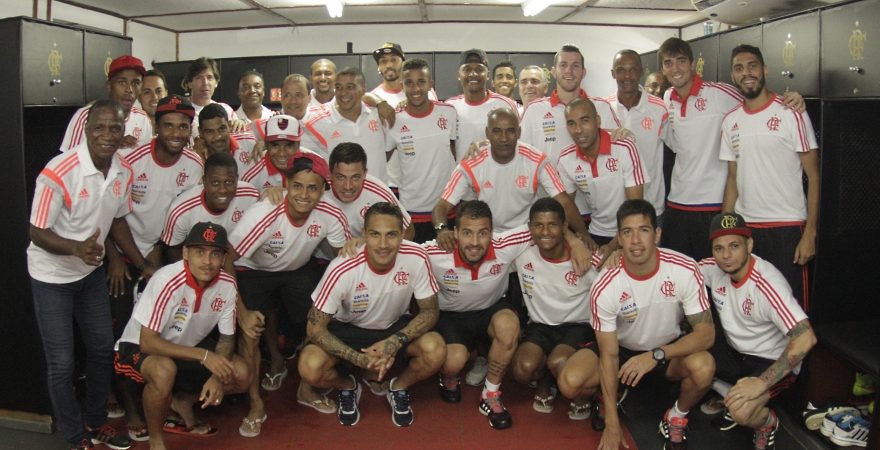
[
  {"xmin": 108, "ymin": 55, "xmax": 146, "ymax": 80},
  {"xmin": 287, "ymin": 151, "xmax": 329, "ymax": 183},
  {"xmin": 264, "ymin": 114, "xmax": 302, "ymax": 143}
]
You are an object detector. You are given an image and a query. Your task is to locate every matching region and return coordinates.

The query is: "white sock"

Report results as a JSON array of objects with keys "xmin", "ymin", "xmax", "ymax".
[
  {"xmin": 711, "ymin": 379, "xmax": 732, "ymax": 397},
  {"xmin": 669, "ymin": 401, "xmax": 688, "ymax": 419},
  {"xmin": 482, "ymin": 380, "xmax": 500, "ymax": 398}
]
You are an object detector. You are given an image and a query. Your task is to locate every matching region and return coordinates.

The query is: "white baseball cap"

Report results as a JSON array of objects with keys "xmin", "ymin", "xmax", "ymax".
[{"xmin": 263, "ymin": 114, "xmax": 302, "ymax": 143}]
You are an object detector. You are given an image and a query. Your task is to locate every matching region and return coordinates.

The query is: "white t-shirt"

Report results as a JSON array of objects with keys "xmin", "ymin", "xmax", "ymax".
[
  {"xmin": 605, "ymin": 89, "xmax": 669, "ymax": 215},
  {"xmin": 116, "ymin": 260, "xmax": 237, "ymax": 348},
  {"xmin": 446, "ymin": 91, "xmax": 519, "ymax": 161},
  {"xmin": 386, "ymin": 102, "xmax": 457, "ymax": 219},
  {"xmin": 312, "ymin": 242, "xmax": 438, "ymax": 330},
  {"xmin": 192, "ymin": 101, "xmax": 235, "ymax": 138},
  {"xmin": 664, "ymin": 76, "xmax": 742, "ymax": 209},
  {"xmin": 700, "ymin": 254, "xmax": 808, "ymax": 365},
  {"xmin": 229, "ymin": 199, "xmax": 350, "ymax": 272},
  {"xmin": 234, "ymin": 105, "xmax": 274, "ymax": 124},
  {"xmin": 227, "ymin": 133, "xmax": 259, "ymax": 178},
  {"xmin": 28, "ymin": 144, "xmax": 133, "ymax": 283},
  {"xmin": 591, "ymin": 248, "xmax": 709, "ymax": 351},
  {"xmin": 557, "ymin": 133, "xmax": 647, "ymax": 237},
  {"xmin": 161, "ymin": 181, "xmax": 260, "ymax": 246},
  {"xmin": 516, "ymin": 246, "xmax": 602, "ymax": 326},
  {"xmin": 121, "ymin": 141, "xmax": 204, "ymax": 257},
  {"xmin": 441, "ymin": 141, "xmax": 566, "ymax": 232},
  {"xmin": 720, "ymin": 93, "xmax": 818, "ymax": 224},
  {"xmin": 323, "ymin": 174, "xmax": 412, "ymax": 238},
  {"xmin": 239, "ymin": 148, "xmax": 321, "ymax": 193},
  {"xmin": 60, "ymin": 103, "xmax": 153, "ymax": 153},
  {"xmin": 423, "ymin": 225, "xmax": 533, "ymax": 312}
]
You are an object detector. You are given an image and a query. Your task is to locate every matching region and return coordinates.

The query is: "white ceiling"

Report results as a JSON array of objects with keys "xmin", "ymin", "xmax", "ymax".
[{"xmin": 61, "ymin": 0, "xmax": 709, "ymax": 31}]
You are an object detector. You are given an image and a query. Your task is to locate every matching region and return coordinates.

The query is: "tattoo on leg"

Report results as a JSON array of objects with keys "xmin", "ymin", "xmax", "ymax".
[{"xmin": 487, "ymin": 360, "xmax": 508, "ymax": 379}]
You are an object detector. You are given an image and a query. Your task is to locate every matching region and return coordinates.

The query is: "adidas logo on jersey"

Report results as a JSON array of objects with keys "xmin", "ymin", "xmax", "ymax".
[
  {"xmin": 731, "ymin": 123, "xmax": 739, "ymax": 132},
  {"xmin": 356, "ymin": 282, "xmax": 368, "ymax": 291},
  {"xmin": 331, "ymin": 130, "xmax": 342, "ymax": 138},
  {"xmin": 543, "ymin": 112, "xmax": 553, "ymax": 119},
  {"xmin": 445, "ymin": 268, "xmax": 456, "ymax": 275},
  {"xmin": 78, "ymin": 188, "xmax": 89, "ymax": 199},
  {"xmin": 272, "ymin": 231, "xmax": 283, "ymax": 239},
  {"xmin": 575, "ymin": 165, "xmax": 584, "ymax": 173},
  {"xmin": 715, "ymin": 286, "xmax": 727, "ymax": 296},
  {"xmin": 483, "ymin": 180, "xmax": 494, "ymax": 189},
  {"xmin": 137, "ymin": 173, "xmax": 149, "ymax": 182},
  {"xmin": 523, "ymin": 262, "xmax": 534, "ymax": 271},
  {"xmin": 400, "ymin": 125, "xmax": 411, "ymax": 133},
  {"xmin": 619, "ymin": 291, "xmax": 632, "ymax": 303},
  {"xmin": 180, "ymin": 298, "xmax": 189, "ymax": 307}
]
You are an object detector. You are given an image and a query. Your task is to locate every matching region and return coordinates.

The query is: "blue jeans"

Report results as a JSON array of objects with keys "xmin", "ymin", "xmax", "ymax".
[{"xmin": 31, "ymin": 267, "xmax": 114, "ymax": 444}]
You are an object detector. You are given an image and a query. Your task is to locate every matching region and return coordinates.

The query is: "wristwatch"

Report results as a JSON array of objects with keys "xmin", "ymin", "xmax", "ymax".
[
  {"xmin": 651, "ymin": 347, "xmax": 667, "ymax": 365},
  {"xmin": 434, "ymin": 223, "xmax": 448, "ymax": 232},
  {"xmin": 393, "ymin": 332, "xmax": 409, "ymax": 346}
]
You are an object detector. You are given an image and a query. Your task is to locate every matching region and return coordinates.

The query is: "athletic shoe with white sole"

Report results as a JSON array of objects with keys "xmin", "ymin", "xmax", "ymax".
[
  {"xmin": 465, "ymin": 356, "xmax": 488, "ymax": 386},
  {"xmin": 753, "ymin": 410, "xmax": 778, "ymax": 450},
  {"xmin": 387, "ymin": 378, "xmax": 414, "ymax": 427},
  {"xmin": 830, "ymin": 415, "xmax": 871, "ymax": 448},
  {"xmin": 803, "ymin": 403, "xmax": 859, "ymax": 431},
  {"xmin": 821, "ymin": 408, "xmax": 863, "ymax": 437},
  {"xmin": 337, "ymin": 375, "xmax": 362, "ymax": 427}
]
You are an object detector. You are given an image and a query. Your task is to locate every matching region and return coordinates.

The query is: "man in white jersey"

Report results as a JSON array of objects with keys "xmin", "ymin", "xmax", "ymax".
[
  {"xmin": 309, "ymin": 59, "xmax": 337, "ymax": 108},
  {"xmin": 61, "ymin": 55, "xmax": 153, "ymax": 153},
  {"xmin": 721, "ymin": 44, "xmax": 820, "ymax": 310},
  {"xmin": 492, "ymin": 61, "xmax": 517, "ymax": 100},
  {"xmin": 371, "ymin": 42, "xmax": 407, "ymax": 105},
  {"xmin": 386, "ymin": 58, "xmax": 457, "ymax": 242},
  {"xmin": 698, "ymin": 212, "xmax": 816, "ymax": 449},
  {"xmin": 446, "ymin": 49, "xmax": 519, "ymax": 161},
  {"xmin": 114, "ymin": 223, "xmax": 249, "ymax": 450},
  {"xmin": 227, "ymin": 152, "xmax": 350, "ymax": 437},
  {"xmin": 511, "ymin": 198, "xmax": 603, "ymax": 422},
  {"xmin": 241, "ymin": 114, "xmax": 306, "ymax": 192},
  {"xmin": 235, "ymin": 70, "xmax": 273, "ymax": 123},
  {"xmin": 657, "ymin": 37, "xmax": 803, "ymax": 261},
  {"xmin": 433, "ymin": 108, "xmax": 589, "ymax": 242},
  {"xmin": 138, "ymin": 70, "xmax": 167, "ymax": 133},
  {"xmin": 592, "ymin": 200, "xmax": 715, "ymax": 450},
  {"xmin": 325, "ymin": 142, "xmax": 413, "ymax": 239},
  {"xmin": 161, "ymin": 152, "xmax": 259, "ymax": 262},
  {"xmin": 299, "ymin": 202, "xmax": 445, "ymax": 428},
  {"xmin": 199, "ymin": 103, "xmax": 259, "ymax": 177},
  {"xmin": 303, "ymin": 67, "xmax": 393, "ymax": 178},
  {"xmin": 29, "ymin": 100, "xmax": 139, "ymax": 450},
  {"xmin": 518, "ymin": 65, "xmax": 549, "ymax": 115},
  {"xmin": 605, "ymin": 50, "xmax": 669, "ymax": 223},
  {"xmin": 558, "ymin": 98, "xmax": 646, "ymax": 255}
]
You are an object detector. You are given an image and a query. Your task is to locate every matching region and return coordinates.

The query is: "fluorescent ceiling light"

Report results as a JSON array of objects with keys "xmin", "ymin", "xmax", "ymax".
[
  {"xmin": 326, "ymin": 0, "xmax": 344, "ymax": 18},
  {"xmin": 522, "ymin": 0, "xmax": 552, "ymax": 16}
]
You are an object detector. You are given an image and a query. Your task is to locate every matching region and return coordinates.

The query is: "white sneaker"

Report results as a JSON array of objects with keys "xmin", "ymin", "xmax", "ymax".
[
  {"xmin": 465, "ymin": 356, "xmax": 488, "ymax": 387},
  {"xmin": 830, "ymin": 415, "xmax": 871, "ymax": 448}
]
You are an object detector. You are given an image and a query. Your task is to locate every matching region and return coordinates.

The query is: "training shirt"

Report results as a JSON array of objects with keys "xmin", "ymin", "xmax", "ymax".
[
  {"xmin": 324, "ymin": 174, "xmax": 411, "ymax": 238},
  {"xmin": 234, "ymin": 105, "xmax": 274, "ymax": 124},
  {"xmin": 192, "ymin": 101, "xmax": 235, "ymax": 138},
  {"xmin": 226, "ymin": 133, "xmax": 259, "ymax": 178},
  {"xmin": 304, "ymin": 101, "xmax": 392, "ymax": 181},
  {"xmin": 240, "ymin": 148, "xmax": 320, "ymax": 193},
  {"xmin": 446, "ymin": 91, "xmax": 518, "ymax": 161},
  {"xmin": 60, "ymin": 103, "xmax": 153, "ymax": 152},
  {"xmin": 516, "ymin": 245, "xmax": 602, "ymax": 326},
  {"xmin": 161, "ymin": 181, "xmax": 260, "ymax": 246}
]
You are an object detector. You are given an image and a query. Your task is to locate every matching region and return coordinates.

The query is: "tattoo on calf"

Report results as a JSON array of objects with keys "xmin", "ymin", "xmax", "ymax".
[{"xmin": 487, "ymin": 360, "xmax": 508, "ymax": 379}]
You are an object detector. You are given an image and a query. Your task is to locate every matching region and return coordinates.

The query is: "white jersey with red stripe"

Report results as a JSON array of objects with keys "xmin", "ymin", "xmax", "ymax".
[
  {"xmin": 227, "ymin": 133, "xmax": 259, "ymax": 178},
  {"xmin": 591, "ymin": 248, "xmax": 709, "ymax": 351},
  {"xmin": 386, "ymin": 102, "xmax": 457, "ymax": 219},
  {"xmin": 441, "ymin": 142, "xmax": 566, "ymax": 232},
  {"xmin": 116, "ymin": 260, "xmax": 237, "ymax": 348},
  {"xmin": 370, "ymin": 84, "xmax": 439, "ymax": 106},
  {"xmin": 252, "ymin": 108, "xmax": 323, "ymax": 156},
  {"xmin": 234, "ymin": 105, "xmax": 275, "ymax": 124},
  {"xmin": 239, "ymin": 148, "xmax": 320, "ymax": 193},
  {"xmin": 446, "ymin": 91, "xmax": 518, "ymax": 161},
  {"xmin": 161, "ymin": 181, "xmax": 260, "ymax": 246},
  {"xmin": 557, "ymin": 132, "xmax": 647, "ymax": 237},
  {"xmin": 312, "ymin": 242, "xmax": 439, "ymax": 330},
  {"xmin": 60, "ymin": 103, "xmax": 153, "ymax": 153},
  {"xmin": 423, "ymin": 225, "xmax": 533, "ymax": 312},
  {"xmin": 664, "ymin": 76, "xmax": 742, "ymax": 210},
  {"xmin": 700, "ymin": 255, "xmax": 807, "ymax": 365},
  {"xmin": 515, "ymin": 246, "xmax": 603, "ymax": 326},
  {"xmin": 308, "ymin": 90, "xmax": 333, "ymax": 110},
  {"xmin": 605, "ymin": 90, "xmax": 669, "ymax": 215},
  {"xmin": 192, "ymin": 101, "xmax": 235, "ymax": 138},
  {"xmin": 28, "ymin": 144, "xmax": 133, "ymax": 283},
  {"xmin": 303, "ymin": 101, "xmax": 392, "ymax": 181},
  {"xmin": 121, "ymin": 141, "xmax": 204, "ymax": 257},
  {"xmin": 229, "ymin": 199, "xmax": 350, "ymax": 272},
  {"xmin": 720, "ymin": 94, "xmax": 818, "ymax": 224},
  {"xmin": 323, "ymin": 174, "xmax": 411, "ymax": 238}
]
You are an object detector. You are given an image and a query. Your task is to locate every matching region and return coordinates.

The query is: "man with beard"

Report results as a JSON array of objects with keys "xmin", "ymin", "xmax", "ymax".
[
  {"xmin": 310, "ymin": 59, "xmax": 337, "ymax": 108},
  {"xmin": 645, "ymin": 72, "xmax": 671, "ymax": 98},
  {"xmin": 235, "ymin": 70, "xmax": 274, "ymax": 123},
  {"xmin": 697, "ymin": 212, "xmax": 816, "ymax": 449},
  {"xmin": 61, "ymin": 55, "xmax": 153, "ymax": 152},
  {"xmin": 492, "ymin": 61, "xmax": 517, "ymax": 100},
  {"xmin": 138, "ymin": 69, "xmax": 167, "ymax": 132},
  {"xmin": 199, "ymin": 104, "xmax": 259, "ymax": 177},
  {"xmin": 720, "ymin": 44, "xmax": 819, "ymax": 309},
  {"xmin": 446, "ymin": 49, "xmax": 518, "ymax": 161},
  {"xmin": 371, "ymin": 43, "xmax": 439, "ymax": 106},
  {"xmin": 517, "ymin": 65, "xmax": 548, "ymax": 115}
]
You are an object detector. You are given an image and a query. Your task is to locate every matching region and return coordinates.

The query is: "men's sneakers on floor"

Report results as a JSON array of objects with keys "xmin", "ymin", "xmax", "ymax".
[
  {"xmin": 479, "ymin": 390, "xmax": 512, "ymax": 430},
  {"xmin": 700, "ymin": 395, "xmax": 725, "ymax": 415},
  {"xmin": 753, "ymin": 410, "xmax": 778, "ymax": 450},
  {"xmin": 89, "ymin": 425, "xmax": 132, "ymax": 450},
  {"xmin": 439, "ymin": 373, "xmax": 461, "ymax": 403},
  {"xmin": 821, "ymin": 408, "xmax": 863, "ymax": 437},
  {"xmin": 803, "ymin": 403, "xmax": 860, "ymax": 431},
  {"xmin": 830, "ymin": 415, "xmax": 871, "ymax": 448},
  {"xmin": 711, "ymin": 409, "xmax": 738, "ymax": 431},
  {"xmin": 465, "ymin": 356, "xmax": 488, "ymax": 386},
  {"xmin": 659, "ymin": 409, "xmax": 689, "ymax": 450},
  {"xmin": 337, "ymin": 375, "xmax": 362, "ymax": 427},
  {"xmin": 387, "ymin": 377, "xmax": 414, "ymax": 427},
  {"xmin": 70, "ymin": 439, "xmax": 94, "ymax": 450}
]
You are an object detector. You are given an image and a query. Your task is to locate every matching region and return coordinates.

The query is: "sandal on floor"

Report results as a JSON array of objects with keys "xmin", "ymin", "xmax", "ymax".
[
  {"xmin": 163, "ymin": 418, "xmax": 217, "ymax": 437},
  {"xmin": 297, "ymin": 389, "xmax": 338, "ymax": 414},
  {"xmin": 239, "ymin": 414, "xmax": 268, "ymax": 438},
  {"xmin": 126, "ymin": 424, "xmax": 149, "ymax": 442},
  {"xmin": 532, "ymin": 386, "xmax": 558, "ymax": 413},
  {"xmin": 568, "ymin": 399, "xmax": 592, "ymax": 421},
  {"xmin": 261, "ymin": 367, "xmax": 288, "ymax": 392}
]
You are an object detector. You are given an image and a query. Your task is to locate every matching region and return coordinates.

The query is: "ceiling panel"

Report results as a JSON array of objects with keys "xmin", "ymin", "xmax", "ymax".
[
  {"xmin": 592, "ymin": 0, "xmax": 695, "ymax": 9},
  {"xmin": 137, "ymin": 9, "xmax": 289, "ymax": 31},
  {"xmin": 426, "ymin": 4, "xmax": 572, "ymax": 21},
  {"xmin": 274, "ymin": 5, "xmax": 424, "ymax": 22},
  {"xmin": 72, "ymin": 0, "xmax": 251, "ymax": 17},
  {"xmin": 561, "ymin": 8, "xmax": 705, "ymax": 26}
]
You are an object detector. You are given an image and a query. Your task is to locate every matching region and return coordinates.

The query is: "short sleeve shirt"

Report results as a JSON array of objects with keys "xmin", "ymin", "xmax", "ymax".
[
  {"xmin": 515, "ymin": 246, "xmax": 602, "ymax": 326},
  {"xmin": 446, "ymin": 91, "xmax": 519, "ymax": 161},
  {"xmin": 161, "ymin": 181, "xmax": 260, "ymax": 246},
  {"xmin": 323, "ymin": 174, "xmax": 411, "ymax": 238},
  {"xmin": 60, "ymin": 104, "xmax": 153, "ymax": 153}
]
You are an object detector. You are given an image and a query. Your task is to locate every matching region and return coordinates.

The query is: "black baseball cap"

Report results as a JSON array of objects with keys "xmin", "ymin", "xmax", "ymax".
[
  {"xmin": 155, "ymin": 95, "xmax": 195, "ymax": 122},
  {"xmin": 708, "ymin": 212, "xmax": 752, "ymax": 241},
  {"xmin": 183, "ymin": 222, "xmax": 229, "ymax": 250},
  {"xmin": 373, "ymin": 42, "xmax": 405, "ymax": 62},
  {"xmin": 460, "ymin": 49, "xmax": 488, "ymax": 67}
]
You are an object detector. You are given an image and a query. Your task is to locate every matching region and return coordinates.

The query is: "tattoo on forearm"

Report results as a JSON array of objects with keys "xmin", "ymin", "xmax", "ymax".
[
  {"xmin": 398, "ymin": 296, "xmax": 439, "ymax": 340},
  {"xmin": 758, "ymin": 321, "xmax": 812, "ymax": 387},
  {"xmin": 215, "ymin": 335, "xmax": 234, "ymax": 359},
  {"xmin": 311, "ymin": 330, "xmax": 366, "ymax": 367},
  {"xmin": 787, "ymin": 320, "xmax": 811, "ymax": 340}
]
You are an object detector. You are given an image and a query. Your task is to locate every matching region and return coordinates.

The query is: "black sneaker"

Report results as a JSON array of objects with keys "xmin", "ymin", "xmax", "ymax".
[
  {"xmin": 591, "ymin": 399, "xmax": 605, "ymax": 431},
  {"xmin": 89, "ymin": 425, "xmax": 132, "ymax": 450},
  {"xmin": 711, "ymin": 409, "xmax": 738, "ymax": 431},
  {"xmin": 439, "ymin": 374, "xmax": 461, "ymax": 403},
  {"xmin": 659, "ymin": 408, "xmax": 689, "ymax": 450},
  {"xmin": 479, "ymin": 390, "xmax": 512, "ymax": 430},
  {"xmin": 387, "ymin": 378, "xmax": 414, "ymax": 427},
  {"xmin": 70, "ymin": 438, "xmax": 94, "ymax": 450},
  {"xmin": 337, "ymin": 375, "xmax": 362, "ymax": 426}
]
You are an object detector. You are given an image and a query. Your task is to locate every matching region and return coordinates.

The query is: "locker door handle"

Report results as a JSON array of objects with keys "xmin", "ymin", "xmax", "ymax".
[
  {"xmin": 849, "ymin": 66, "xmax": 864, "ymax": 74},
  {"xmin": 781, "ymin": 70, "xmax": 794, "ymax": 78},
  {"xmin": 49, "ymin": 78, "xmax": 62, "ymax": 86}
]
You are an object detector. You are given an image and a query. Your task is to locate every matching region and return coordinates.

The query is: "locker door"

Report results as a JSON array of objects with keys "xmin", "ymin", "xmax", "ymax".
[
  {"xmin": 153, "ymin": 61, "xmax": 195, "ymax": 98},
  {"xmin": 688, "ymin": 34, "xmax": 719, "ymax": 82},
  {"xmin": 83, "ymin": 32, "xmax": 132, "ymax": 102},
  {"xmin": 762, "ymin": 12, "xmax": 820, "ymax": 96},
  {"xmin": 718, "ymin": 24, "xmax": 762, "ymax": 85},
  {"xmin": 821, "ymin": 0, "xmax": 880, "ymax": 98},
  {"xmin": 508, "ymin": 53, "xmax": 555, "ymax": 102},
  {"xmin": 21, "ymin": 21, "xmax": 83, "ymax": 105}
]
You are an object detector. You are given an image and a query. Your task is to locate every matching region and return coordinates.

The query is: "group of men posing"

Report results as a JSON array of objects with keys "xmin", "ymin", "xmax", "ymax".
[{"xmin": 28, "ymin": 35, "xmax": 820, "ymax": 450}]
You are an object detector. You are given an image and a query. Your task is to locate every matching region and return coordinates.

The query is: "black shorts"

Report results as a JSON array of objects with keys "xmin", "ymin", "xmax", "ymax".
[
  {"xmin": 661, "ymin": 207, "xmax": 717, "ymax": 261},
  {"xmin": 236, "ymin": 259, "xmax": 324, "ymax": 323},
  {"xmin": 114, "ymin": 338, "xmax": 215, "ymax": 394},
  {"xmin": 618, "ymin": 345, "xmax": 670, "ymax": 378},
  {"xmin": 523, "ymin": 322, "xmax": 596, "ymax": 355},
  {"xmin": 435, "ymin": 301, "xmax": 515, "ymax": 350},
  {"xmin": 750, "ymin": 225, "xmax": 810, "ymax": 309},
  {"xmin": 711, "ymin": 339, "xmax": 796, "ymax": 398},
  {"xmin": 328, "ymin": 316, "xmax": 412, "ymax": 355}
]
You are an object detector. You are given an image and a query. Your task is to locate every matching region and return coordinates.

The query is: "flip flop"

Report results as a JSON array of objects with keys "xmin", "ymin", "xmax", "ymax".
[
  {"xmin": 532, "ymin": 386, "xmax": 558, "ymax": 413},
  {"xmin": 297, "ymin": 390, "xmax": 337, "ymax": 414},
  {"xmin": 163, "ymin": 417, "xmax": 217, "ymax": 437},
  {"xmin": 261, "ymin": 367, "xmax": 288, "ymax": 392},
  {"xmin": 239, "ymin": 414, "xmax": 268, "ymax": 438},
  {"xmin": 127, "ymin": 424, "xmax": 149, "ymax": 442}
]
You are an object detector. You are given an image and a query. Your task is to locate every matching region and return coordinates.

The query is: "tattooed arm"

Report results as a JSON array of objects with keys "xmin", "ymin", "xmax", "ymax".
[
  {"xmin": 657, "ymin": 309, "xmax": 716, "ymax": 360},
  {"xmin": 306, "ymin": 307, "xmax": 369, "ymax": 369},
  {"xmin": 397, "ymin": 294, "xmax": 440, "ymax": 342}
]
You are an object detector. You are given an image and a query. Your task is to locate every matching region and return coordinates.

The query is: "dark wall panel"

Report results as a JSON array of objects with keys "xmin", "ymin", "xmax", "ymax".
[
  {"xmin": 762, "ymin": 11, "xmax": 820, "ymax": 96},
  {"xmin": 718, "ymin": 24, "xmax": 762, "ymax": 85},
  {"xmin": 821, "ymin": 0, "xmax": 879, "ymax": 97},
  {"xmin": 83, "ymin": 31, "xmax": 132, "ymax": 103}
]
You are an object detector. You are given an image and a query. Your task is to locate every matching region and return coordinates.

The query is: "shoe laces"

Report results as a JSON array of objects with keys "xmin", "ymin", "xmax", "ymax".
[
  {"xmin": 391, "ymin": 389, "xmax": 411, "ymax": 412},
  {"xmin": 339, "ymin": 388, "xmax": 357, "ymax": 412},
  {"xmin": 483, "ymin": 391, "xmax": 506, "ymax": 414},
  {"xmin": 667, "ymin": 416, "xmax": 688, "ymax": 443}
]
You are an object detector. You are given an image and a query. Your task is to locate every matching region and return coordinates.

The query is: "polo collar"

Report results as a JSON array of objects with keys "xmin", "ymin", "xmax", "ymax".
[
  {"xmin": 670, "ymin": 74, "xmax": 703, "ymax": 104},
  {"xmin": 575, "ymin": 129, "xmax": 612, "ymax": 162},
  {"xmin": 183, "ymin": 261, "xmax": 221, "ymax": 313},
  {"xmin": 453, "ymin": 242, "xmax": 497, "ymax": 281},
  {"xmin": 550, "ymin": 88, "xmax": 589, "ymax": 107}
]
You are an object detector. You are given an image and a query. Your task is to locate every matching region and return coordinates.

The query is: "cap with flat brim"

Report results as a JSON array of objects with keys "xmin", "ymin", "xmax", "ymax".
[
  {"xmin": 459, "ymin": 49, "xmax": 488, "ymax": 67},
  {"xmin": 183, "ymin": 222, "xmax": 229, "ymax": 249},
  {"xmin": 155, "ymin": 95, "xmax": 195, "ymax": 122},
  {"xmin": 373, "ymin": 42, "xmax": 405, "ymax": 62},
  {"xmin": 709, "ymin": 212, "xmax": 752, "ymax": 241},
  {"xmin": 264, "ymin": 114, "xmax": 302, "ymax": 143}
]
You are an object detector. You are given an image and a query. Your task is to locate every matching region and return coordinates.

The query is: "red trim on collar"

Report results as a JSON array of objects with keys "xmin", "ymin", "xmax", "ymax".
[
  {"xmin": 623, "ymin": 249, "xmax": 661, "ymax": 281},
  {"xmin": 731, "ymin": 256, "xmax": 755, "ymax": 289},
  {"xmin": 452, "ymin": 242, "xmax": 497, "ymax": 281},
  {"xmin": 549, "ymin": 88, "xmax": 589, "ymax": 107},
  {"xmin": 229, "ymin": 134, "xmax": 240, "ymax": 151},
  {"xmin": 539, "ymin": 242, "xmax": 571, "ymax": 263},
  {"xmin": 574, "ymin": 130, "xmax": 612, "ymax": 178},
  {"xmin": 743, "ymin": 92, "xmax": 777, "ymax": 115},
  {"xmin": 150, "ymin": 139, "xmax": 181, "ymax": 168},
  {"xmin": 405, "ymin": 101, "xmax": 434, "ymax": 118},
  {"xmin": 670, "ymin": 75, "xmax": 703, "ymax": 118},
  {"xmin": 183, "ymin": 261, "xmax": 220, "ymax": 313},
  {"xmin": 200, "ymin": 191, "xmax": 224, "ymax": 216},
  {"xmin": 365, "ymin": 246, "xmax": 395, "ymax": 275},
  {"xmin": 265, "ymin": 154, "xmax": 280, "ymax": 176}
]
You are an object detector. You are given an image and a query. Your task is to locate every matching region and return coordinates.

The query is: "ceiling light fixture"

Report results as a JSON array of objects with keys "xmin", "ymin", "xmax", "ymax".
[
  {"xmin": 326, "ymin": 0, "xmax": 344, "ymax": 18},
  {"xmin": 522, "ymin": 0, "xmax": 552, "ymax": 16}
]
